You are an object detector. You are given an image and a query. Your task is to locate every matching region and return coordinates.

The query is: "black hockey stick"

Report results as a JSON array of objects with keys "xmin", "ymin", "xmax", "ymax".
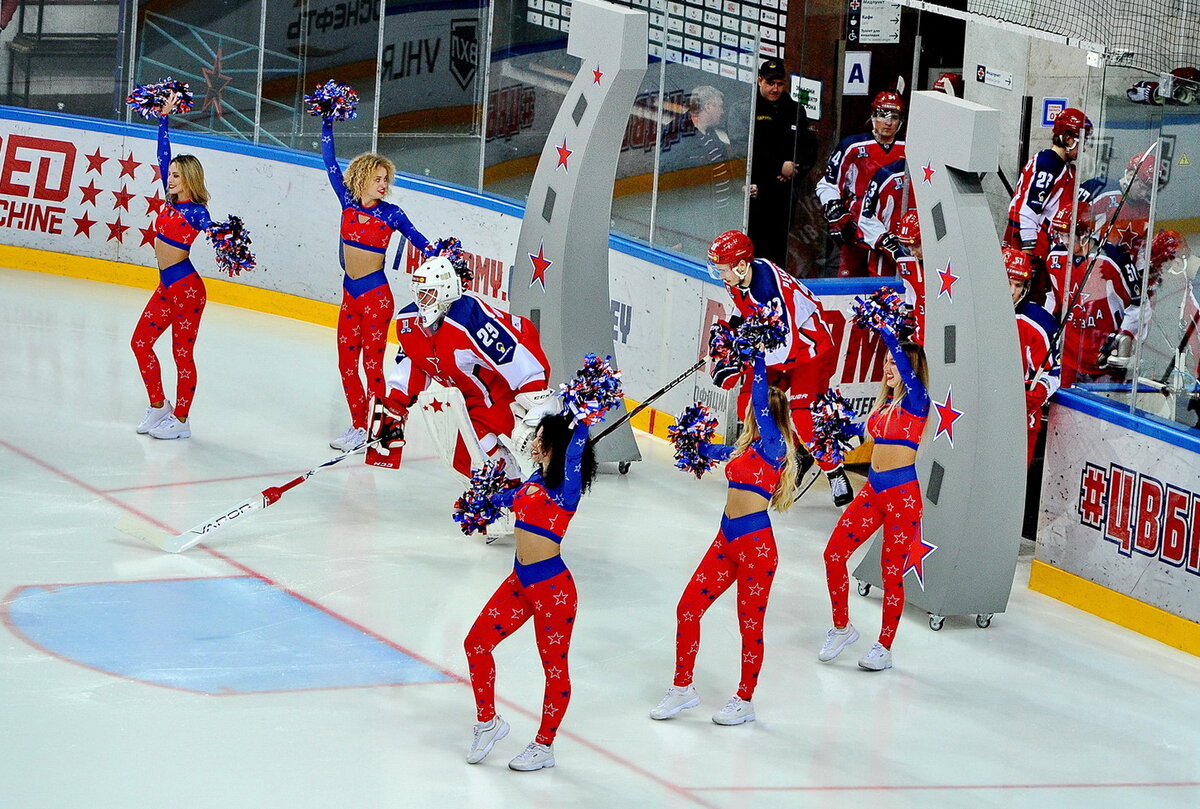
[{"xmin": 594, "ymin": 357, "xmax": 706, "ymax": 442}]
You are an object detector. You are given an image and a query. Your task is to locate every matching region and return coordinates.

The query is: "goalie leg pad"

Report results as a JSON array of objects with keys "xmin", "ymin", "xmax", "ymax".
[{"xmin": 365, "ymin": 395, "xmax": 408, "ymax": 469}]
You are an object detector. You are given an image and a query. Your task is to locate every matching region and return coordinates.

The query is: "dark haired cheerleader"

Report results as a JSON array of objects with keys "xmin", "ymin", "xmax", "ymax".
[{"xmin": 462, "ymin": 412, "xmax": 600, "ymax": 772}]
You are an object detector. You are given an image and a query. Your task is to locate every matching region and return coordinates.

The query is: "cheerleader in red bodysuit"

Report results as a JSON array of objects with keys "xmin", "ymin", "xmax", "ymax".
[
  {"xmin": 819, "ymin": 325, "xmax": 929, "ymax": 670},
  {"xmin": 131, "ymin": 92, "xmax": 213, "ymax": 440},
  {"xmin": 321, "ymin": 117, "xmax": 431, "ymax": 451},
  {"xmin": 462, "ymin": 412, "xmax": 598, "ymax": 772},
  {"xmin": 650, "ymin": 350, "xmax": 798, "ymax": 726}
]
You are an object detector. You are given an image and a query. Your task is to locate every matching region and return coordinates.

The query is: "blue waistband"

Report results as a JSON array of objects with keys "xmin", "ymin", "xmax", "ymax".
[
  {"xmin": 514, "ymin": 555, "xmax": 567, "ymax": 587},
  {"xmin": 729, "ymin": 480, "xmax": 774, "ymax": 499},
  {"xmin": 343, "ymin": 269, "xmax": 388, "ymax": 298},
  {"xmin": 720, "ymin": 509, "xmax": 771, "ymax": 540},
  {"xmin": 159, "ymin": 258, "xmax": 197, "ymax": 287},
  {"xmin": 868, "ymin": 464, "xmax": 918, "ymax": 492},
  {"xmin": 874, "ymin": 436, "xmax": 921, "ymax": 451},
  {"xmin": 156, "ymin": 233, "xmax": 194, "ymax": 251},
  {"xmin": 514, "ymin": 521, "xmax": 564, "ymax": 544}
]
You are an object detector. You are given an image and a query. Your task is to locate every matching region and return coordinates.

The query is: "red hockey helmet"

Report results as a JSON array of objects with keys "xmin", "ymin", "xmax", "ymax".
[
  {"xmin": 932, "ymin": 73, "xmax": 964, "ymax": 97},
  {"xmin": 708, "ymin": 230, "xmax": 755, "ymax": 274},
  {"xmin": 1050, "ymin": 198, "xmax": 1095, "ymax": 236},
  {"xmin": 872, "ymin": 91, "xmax": 904, "ymax": 115},
  {"xmin": 1002, "ymin": 246, "xmax": 1033, "ymax": 283},
  {"xmin": 1126, "ymin": 151, "xmax": 1157, "ymax": 186},
  {"xmin": 1052, "ymin": 107, "xmax": 1093, "ymax": 139},
  {"xmin": 1151, "ymin": 229, "xmax": 1189, "ymax": 270},
  {"xmin": 894, "ymin": 210, "xmax": 921, "ymax": 245}
]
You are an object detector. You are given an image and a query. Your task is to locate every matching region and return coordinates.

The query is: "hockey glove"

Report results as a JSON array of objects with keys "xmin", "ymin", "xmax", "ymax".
[
  {"xmin": 712, "ymin": 359, "xmax": 742, "ymax": 390},
  {"xmin": 878, "ymin": 232, "xmax": 910, "ymax": 262}
]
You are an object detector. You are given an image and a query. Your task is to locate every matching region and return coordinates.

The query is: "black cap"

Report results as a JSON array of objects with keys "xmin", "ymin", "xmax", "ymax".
[{"xmin": 758, "ymin": 58, "xmax": 786, "ymax": 81}]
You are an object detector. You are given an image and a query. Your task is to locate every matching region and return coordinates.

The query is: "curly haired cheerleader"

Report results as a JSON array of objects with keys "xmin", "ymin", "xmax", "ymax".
[
  {"xmin": 130, "ymin": 91, "xmax": 214, "ymax": 440},
  {"xmin": 819, "ymin": 323, "xmax": 929, "ymax": 671},
  {"xmin": 650, "ymin": 348, "xmax": 798, "ymax": 725}
]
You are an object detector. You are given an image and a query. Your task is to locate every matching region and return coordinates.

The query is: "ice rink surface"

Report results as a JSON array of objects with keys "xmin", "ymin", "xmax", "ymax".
[{"xmin": 1, "ymin": 267, "xmax": 1198, "ymax": 809}]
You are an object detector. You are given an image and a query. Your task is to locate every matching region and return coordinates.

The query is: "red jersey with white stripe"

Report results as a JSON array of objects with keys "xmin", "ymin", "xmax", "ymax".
[
  {"xmin": 1016, "ymin": 299, "xmax": 1058, "ymax": 389},
  {"xmin": 816, "ymin": 133, "xmax": 906, "ymax": 219},
  {"xmin": 1004, "ymin": 149, "xmax": 1075, "ymax": 255},
  {"xmin": 895, "ymin": 255, "xmax": 925, "ymax": 345},
  {"xmin": 1091, "ymin": 190, "xmax": 1150, "ymax": 265},
  {"xmin": 857, "ymin": 158, "xmax": 912, "ymax": 251},
  {"xmin": 1061, "ymin": 244, "xmax": 1139, "ymax": 377},
  {"xmin": 726, "ymin": 258, "xmax": 836, "ymax": 369},
  {"xmin": 387, "ymin": 294, "xmax": 550, "ymax": 413}
]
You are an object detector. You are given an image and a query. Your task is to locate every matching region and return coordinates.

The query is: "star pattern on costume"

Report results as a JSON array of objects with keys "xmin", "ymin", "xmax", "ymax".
[
  {"xmin": 555, "ymin": 139, "xmax": 573, "ymax": 170},
  {"xmin": 84, "ymin": 148, "xmax": 108, "ymax": 175},
  {"xmin": 111, "ymin": 185, "xmax": 135, "ymax": 211},
  {"xmin": 199, "ymin": 46, "xmax": 233, "ymax": 117},
  {"xmin": 78, "ymin": 179, "xmax": 102, "ymax": 206},
  {"xmin": 118, "ymin": 153, "xmax": 141, "ymax": 180},
  {"xmin": 922, "ymin": 161, "xmax": 936, "ymax": 184},
  {"xmin": 105, "ymin": 218, "xmax": 128, "ymax": 243},
  {"xmin": 529, "ymin": 242, "xmax": 553, "ymax": 291},
  {"xmin": 592, "ymin": 65, "xmax": 604, "ymax": 84},
  {"xmin": 904, "ymin": 535, "xmax": 938, "ymax": 589},
  {"xmin": 933, "ymin": 386, "xmax": 964, "ymax": 446},
  {"xmin": 936, "ymin": 260, "xmax": 960, "ymax": 300},
  {"xmin": 72, "ymin": 212, "xmax": 97, "ymax": 237}
]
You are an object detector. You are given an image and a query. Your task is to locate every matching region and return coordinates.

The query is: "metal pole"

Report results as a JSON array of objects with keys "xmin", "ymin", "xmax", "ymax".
[
  {"xmin": 253, "ymin": 0, "xmax": 267, "ymax": 145},
  {"xmin": 372, "ymin": 0, "xmax": 385, "ymax": 153},
  {"xmin": 477, "ymin": 0, "xmax": 496, "ymax": 191}
]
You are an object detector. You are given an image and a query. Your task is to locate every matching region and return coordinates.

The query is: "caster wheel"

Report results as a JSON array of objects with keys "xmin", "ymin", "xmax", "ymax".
[
  {"xmin": 976, "ymin": 614, "xmax": 993, "ymax": 629},
  {"xmin": 856, "ymin": 581, "xmax": 871, "ymax": 597},
  {"xmin": 928, "ymin": 614, "xmax": 945, "ymax": 631},
  {"xmin": 618, "ymin": 462, "xmax": 632, "ymax": 475}
]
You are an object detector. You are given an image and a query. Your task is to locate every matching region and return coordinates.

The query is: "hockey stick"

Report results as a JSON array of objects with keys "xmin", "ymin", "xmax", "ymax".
[
  {"xmin": 123, "ymin": 427, "xmax": 402, "ymax": 553},
  {"xmin": 594, "ymin": 357, "xmax": 706, "ymax": 442}
]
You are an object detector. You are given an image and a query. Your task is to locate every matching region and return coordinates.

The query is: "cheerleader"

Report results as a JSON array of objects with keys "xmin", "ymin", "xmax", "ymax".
[
  {"xmin": 650, "ymin": 349, "xmax": 798, "ymax": 725},
  {"xmin": 819, "ymin": 324, "xmax": 929, "ymax": 670},
  {"xmin": 462, "ymin": 412, "xmax": 598, "ymax": 771},
  {"xmin": 131, "ymin": 92, "xmax": 213, "ymax": 440},
  {"xmin": 320, "ymin": 116, "xmax": 431, "ymax": 451}
]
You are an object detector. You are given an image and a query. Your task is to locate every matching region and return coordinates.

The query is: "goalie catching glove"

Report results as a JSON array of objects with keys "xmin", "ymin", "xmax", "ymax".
[
  {"xmin": 510, "ymin": 388, "xmax": 562, "ymax": 458},
  {"xmin": 364, "ymin": 396, "xmax": 408, "ymax": 469}
]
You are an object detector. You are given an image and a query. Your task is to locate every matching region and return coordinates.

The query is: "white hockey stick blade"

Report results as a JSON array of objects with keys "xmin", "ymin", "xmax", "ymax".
[
  {"xmin": 115, "ymin": 514, "xmax": 172, "ymax": 550},
  {"xmin": 162, "ymin": 495, "xmax": 265, "ymax": 553}
]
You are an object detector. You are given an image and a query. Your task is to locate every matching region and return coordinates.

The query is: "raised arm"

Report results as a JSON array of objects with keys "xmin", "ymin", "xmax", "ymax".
[
  {"xmin": 879, "ymin": 327, "xmax": 929, "ymax": 415},
  {"xmin": 321, "ymin": 118, "xmax": 350, "ymax": 203},
  {"xmin": 749, "ymin": 353, "xmax": 788, "ymax": 462},
  {"xmin": 558, "ymin": 418, "xmax": 592, "ymax": 510},
  {"xmin": 378, "ymin": 203, "xmax": 431, "ymax": 256},
  {"xmin": 157, "ymin": 115, "xmax": 172, "ymax": 194}
]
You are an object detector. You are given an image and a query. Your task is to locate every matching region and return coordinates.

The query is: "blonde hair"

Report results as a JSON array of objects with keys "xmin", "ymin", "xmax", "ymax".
[
  {"xmin": 344, "ymin": 152, "xmax": 395, "ymax": 203},
  {"xmin": 168, "ymin": 154, "xmax": 209, "ymax": 206},
  {"xmin": 870, "ymin": 341, "xmax": 929, "ymax": 434},
  {"xmin": 734, "ymin": 385, "xmax": 799, "ymax": 511}
]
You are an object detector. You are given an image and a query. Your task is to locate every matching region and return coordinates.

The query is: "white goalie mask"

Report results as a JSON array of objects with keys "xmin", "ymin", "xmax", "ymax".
[{"xmin": 411, "ymin": 256, "xmax": 464, "ymax": 326}]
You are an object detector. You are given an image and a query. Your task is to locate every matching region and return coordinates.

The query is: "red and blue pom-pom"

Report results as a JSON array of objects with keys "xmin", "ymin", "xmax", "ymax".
[
  {"xmin": 669, "ymin": 403, "xmax": 720, "ymax": 478},
  {"xmin": 207, "ymin": 216, "xmax": 256, "ymax": 277},
  {"xmin": 708, "ymin": 303, "xmax": 787, "ymax": 369},
  {"xmin": 809, "ymin": 388, "xmax": 858, "ymax": 466},
  {"xmin": 561, "ymin": 354, "xmax": 623, "ymax": 425},
  {"xmin": 852, "ymin": 288, "xmax": 908, "ymax": 335},
  {"xmin": 428, "ymin": 236, "xmax": 473, "ymax": 283},
  {"xmin": 453, "ymin": 460, "xmax": 517, "ymax": 536},
  {"xmin": 304, "ymin": 80, "xmax": 359, "ymax": 122},
  {"xmin": 126, "ymin": 78, "xmax": 194, "ymax": 119}
]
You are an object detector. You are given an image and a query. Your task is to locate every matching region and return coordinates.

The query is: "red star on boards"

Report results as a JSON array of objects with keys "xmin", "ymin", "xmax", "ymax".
[
  {"xmin": 84, "ymin": 148, "xmax": 108, "ymax": 175},
  {"xmin": 152, "ymin": 164, "xmax": 162, "ymax": 184},
  {"xmin": 139, "ymin": 225, "xmax": 158, "ymax": 247},
  {"xmin": 78, "ymin": 179, "xmax": 102, "ymax": 206},
  {"xmin": 529, "ymin": 243, "xmax": 553, "ymax": 290},
  {"xmin": 555, "ymin": 139, "xmax": 573, "ymax": 170},
  {"xmin": 118, "ymin": 153, "xmax": 142, "ymax": 180},
  {"xmin": 144, "ymin": 190, "xmax": 166, "ymax": 215},
  {"xmin": 904, "ymin": 535, "xmax": 938, "ymax": 589},
  {"xmin": 592, "ymin": 66, "xmax": 604, "ymax": 84},
  {"xmin": 73, "ymin": 212, "xmax": 97, "ymax": 237},
  {"xmin": 106, "ymin": 217, "xmax": 129, "ymax": 243},
  {"xmin": 933, "ymin": 387, "xmax": 964, "ymax": 446},
  {"xmin": 936, "ymin": 260, "xmax": 959, "ymax": 300},
  {"xmin": 111, "ymin": 185, "xmax": 135, "ymax": 211},
  {"xmin": 922, "ymin": 161, "xmax": 935, "ymax": 184}
]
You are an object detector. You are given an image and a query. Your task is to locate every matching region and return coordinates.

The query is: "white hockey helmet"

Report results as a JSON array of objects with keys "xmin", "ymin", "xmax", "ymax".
[{"xmin": 411, "ymin": 256, "xmax": 464, "ymax": 326}]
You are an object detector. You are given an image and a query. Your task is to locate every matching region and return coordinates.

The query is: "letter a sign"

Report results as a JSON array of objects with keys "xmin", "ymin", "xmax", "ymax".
[{"xmin": 843, "ymin": 51, "xmax": 871, "ymax": 96}]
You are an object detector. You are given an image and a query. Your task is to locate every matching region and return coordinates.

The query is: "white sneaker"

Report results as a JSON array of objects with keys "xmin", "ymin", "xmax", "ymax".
[
  {"xmin": 711, "ymin": 695, "xmax": 755, "ymax": 726},
  {"xmin": 508, "ymin": 741, "xmax": 555, "ymax": 772},
  {"xmin": 818, "ymin": 624, "xmax": 860, "ymax": 662},
  {"xmin": 148, "ymin": 414, "xmax": 190, "ymax": 440},
  {"xmin": 858, "ymin": 642, "xmax": 893, "ymax": 671},
  {"xmin": 136, "ymin": 402, "xmax": 173, "ymax": 434},
  {"xmin": 466, "ymin": 716, "xmax": 509, "ymax": 764},
  {"xmin": 649, "ymin": 684, "xmax": 699, "ymax": 720},
  {"xmin": 330, "ymin": 426, "xmax": 367, "ymax": 452}
]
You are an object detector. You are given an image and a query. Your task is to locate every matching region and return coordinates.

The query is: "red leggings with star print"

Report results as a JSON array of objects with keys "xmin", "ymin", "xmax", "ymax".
[
  {"xmin": 823, "ymin": 465, "xmax": 922, "ymax": 648},
  {"xmin": 131, "ymin": 267, "xmax": 207, "ymax": 420},
  {"xmin": 337, "ymin": 272, "xmax": 394, "ymax": 429},
  {"xmin": 672, "ymin": 511, "xmax": 778, "ymax": 701},
  {"xmin": 464, "ymin": 558, "xmax": 577, "ymax": 746}
]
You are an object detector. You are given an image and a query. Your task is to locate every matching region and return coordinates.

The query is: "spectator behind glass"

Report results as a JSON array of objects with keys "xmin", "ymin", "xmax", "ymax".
[
  {"xmin": 682, "ymin": 85, "xmax": 735, "ymax": 241},
  {"xmin": 747, "ymin": 58, "xmax": 817, "ymax": 270}
]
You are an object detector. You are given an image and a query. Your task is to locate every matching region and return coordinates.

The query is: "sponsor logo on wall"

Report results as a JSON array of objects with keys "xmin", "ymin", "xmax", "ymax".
[
  {"xmin": 449, "ymin": 19, "xmax": 479, "ymax": 91},
  {"xmin": 0, "ymin": 135, "xmax": 76, "ymax": 236}
]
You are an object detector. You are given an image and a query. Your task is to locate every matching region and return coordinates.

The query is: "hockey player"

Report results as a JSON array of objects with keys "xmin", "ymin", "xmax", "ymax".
[
  {"xmin": 857, "ymin": 158, "xmax": 913, "ymax": 277},
  {"xmin": 706, "ymin": 230, "xmax": 854, "ymax": 506},
  {"xmin": 892, "ymin": 211, "xmax": 925, "ymax": 345},
  {"xmin": 366, "ymin": 256, "xmax": 557, "ymax": 483},
  {"xmin": 1043, "ymin": 198, "xmax": 1095, "ymax": 319},
  {"xmin": 1005, "ymin": 247, "xmax": 1060, "ymax": 466},
  {"xmin": 1103, "ymin": 230, "xmax": 1192, "ymax": 374},
  {"xmin": 1090, "ymin": 151, "xmax": 1155, "ymax": 265},
  {"xmin": 816, "ymin": 91, "xmax": 906, "ymax": 277},
  {"xmin": 1003, "ymin": 107, "xmax": 1091, "ymax": 267}
]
